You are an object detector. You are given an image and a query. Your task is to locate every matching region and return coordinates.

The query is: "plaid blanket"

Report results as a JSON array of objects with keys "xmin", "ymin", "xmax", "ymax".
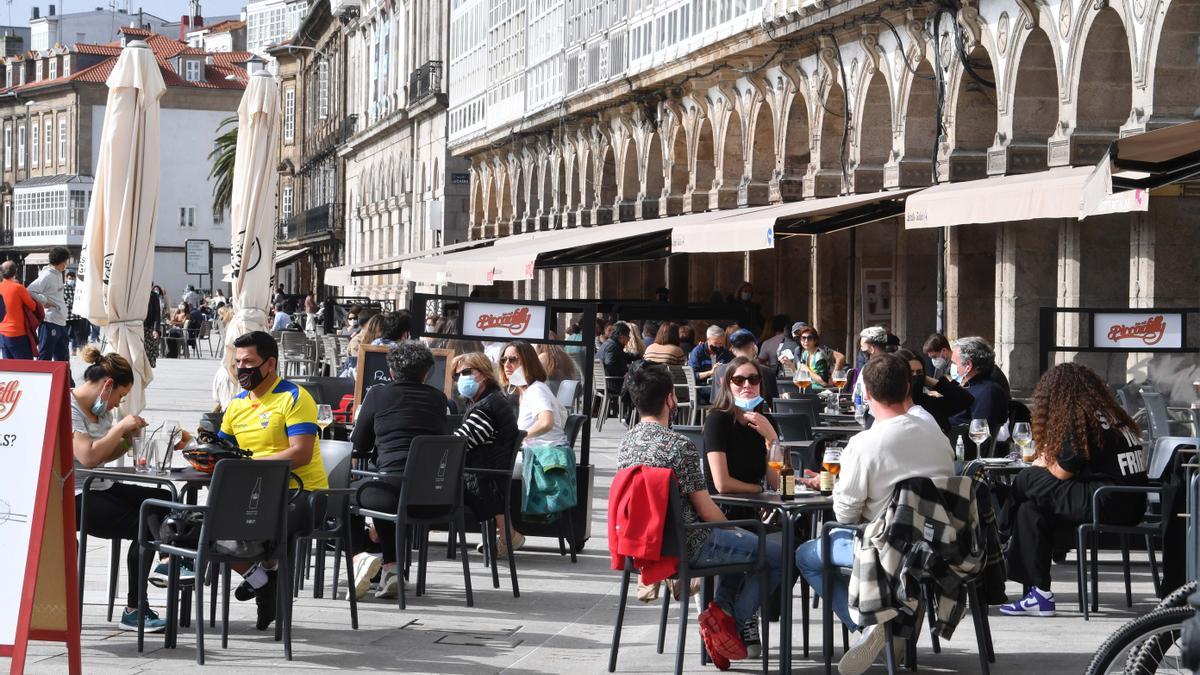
[{"xmin": 849, "ymin": 476, "xmax": 984, "ymax": 639}]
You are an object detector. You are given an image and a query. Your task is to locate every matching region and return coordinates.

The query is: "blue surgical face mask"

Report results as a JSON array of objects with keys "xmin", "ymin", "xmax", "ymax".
[
  {"xmin": 949, "ymin": 362, "xmax": 962, "ymax": 383},
  {"xmin": 734, "ymin": 395, "xmax": 764, "ymax": 411},
  {"xmin": 91, "ymin": 380, "xmax": 113, "ymax": 415},
  {"xmin": 456, "ymin": 375, "xmax": 480, "ymax": 399}
]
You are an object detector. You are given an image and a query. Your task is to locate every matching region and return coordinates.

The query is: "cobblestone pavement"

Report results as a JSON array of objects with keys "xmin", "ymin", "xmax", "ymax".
[{"xmin": 5, "ymin": 353, "xmax": 1166, "ymax": 673}]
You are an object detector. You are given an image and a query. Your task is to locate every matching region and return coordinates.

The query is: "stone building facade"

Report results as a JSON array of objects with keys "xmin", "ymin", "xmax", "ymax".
[{"xmin": 448, "ymin": 0, "xmax": 1200, "ymax": 392}]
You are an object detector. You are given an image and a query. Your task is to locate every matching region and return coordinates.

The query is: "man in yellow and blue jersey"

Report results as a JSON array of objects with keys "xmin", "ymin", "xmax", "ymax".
[{"xmin": 219, "ymin": 330, "xmax": 328, "ymax": 630}]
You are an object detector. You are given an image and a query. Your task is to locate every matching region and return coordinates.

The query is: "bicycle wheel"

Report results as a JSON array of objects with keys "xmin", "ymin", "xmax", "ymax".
[{"xmin": 1085, "ymin": 606, "xmax": 1194, "ymax": 675}]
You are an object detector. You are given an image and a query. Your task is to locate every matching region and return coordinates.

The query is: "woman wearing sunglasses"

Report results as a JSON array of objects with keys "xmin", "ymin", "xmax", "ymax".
[
  {"xmin": 449, "ymin": 352, "xmax": 521, "ymax": 553},
  {"xmin": 498, "ymin": 340, "xmax": 571, "ymax": 552}
]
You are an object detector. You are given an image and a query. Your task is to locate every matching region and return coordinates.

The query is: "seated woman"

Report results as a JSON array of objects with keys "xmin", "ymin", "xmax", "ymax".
[
  {"xmin": 341, "ymin": 312, "xmax": 382, "ymax": 376},
  {"xmin": 703, "ymin": 356, "xmax": 780, "ymax": 506},
  {"xmin": 894, "ymin": 348, "xmax": 974, "ymax": 431},
  {"xmin": 450, "ymin": 352, "xmax": 520, "ymax": 547},
  {"xmin": 499, "ymin": 339, "xmax": 571, "ymax": 554},
  {"xmin": 537, "ymin": 343, "xmax": 580, "ymax": 392},
  {"xmin": 643, "ymin": 322, "xmax": 686, "ymax": 366},
  {"xmin": 349, "ymin": 341, "xmax": 449, "ymax": 599},
  {"xmin": 1000, "ymin": 362, "xmax": 1147, "ymax": 617},
  {"xmin": 72, "ymin": 347, "xmax": 189, "ymax": 633}
]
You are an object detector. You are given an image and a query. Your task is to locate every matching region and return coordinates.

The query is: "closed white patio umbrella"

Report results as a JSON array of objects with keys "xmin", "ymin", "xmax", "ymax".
[
  {"xmin": 213, "ymin": 71, "xmax": 280, "ymax": 407},
  {"xmin": 74, "ymin": 41, "xmax": 164, "ymax": 416}
]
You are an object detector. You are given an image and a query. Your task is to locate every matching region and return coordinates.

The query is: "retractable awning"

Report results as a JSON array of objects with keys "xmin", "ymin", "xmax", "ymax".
[
  {"xmin": 1080, "ymin": 120, "xmax": 1200, "ymax": 217},
  {"xmin": 322, "ymin": 238, "xmax": 496, "ymax": 287},
  {"xmin": 274, "ymin": 247, "xmax": 309, "ymax": 267},
  {"xmin": 671, "ymin": 189, "xmax": 916, "ymax": 253},
  {"xmin": 905, "ymin": 166, "xmax": 1148, "ymax": 230}
]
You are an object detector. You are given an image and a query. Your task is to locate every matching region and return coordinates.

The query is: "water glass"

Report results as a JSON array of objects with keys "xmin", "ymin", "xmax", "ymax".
[{"xmin": 133, "ymin": 438, "xmax": 160, "ymax": 474}]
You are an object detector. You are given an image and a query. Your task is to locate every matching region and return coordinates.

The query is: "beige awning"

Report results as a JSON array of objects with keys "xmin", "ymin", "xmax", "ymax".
[
  {"xmin": 671, "ymin": 189, "xmax": 917, "ymax": 252},
  {"xmin": 322, "ymin": 238, "xmax": 496, "ymax": 287},
  {"xmin": 905, "ymin": 167, "xmax": 1148, "ymax": 230},
  {"xmin": 273, "ymin": 247, "xmax": 309, "ymax": 267},
  {"xmin": 23, "ymin": 252, "xmax": 50, "ymax": 266}
]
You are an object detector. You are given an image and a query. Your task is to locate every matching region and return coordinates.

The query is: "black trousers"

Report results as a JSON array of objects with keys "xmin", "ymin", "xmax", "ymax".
[
  {"xmin": 75, "ymin": 482, "xmax": 172, "ymax": 609},
  {"xmin": 1004, "ymin": 467, "xmax": 1142, "ymax": 590},
  {"xmin": 351, "ymin": 475, "xmax": 446, "ymax": 565}
]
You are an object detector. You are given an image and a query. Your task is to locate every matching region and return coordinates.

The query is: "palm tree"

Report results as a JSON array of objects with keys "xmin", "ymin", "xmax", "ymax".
[{"xmin": 208, "ymin": 115, "xmax": 237, "ymax": 216}]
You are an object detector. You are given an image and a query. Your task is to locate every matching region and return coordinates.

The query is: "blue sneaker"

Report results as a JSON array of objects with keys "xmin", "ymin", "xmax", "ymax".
[
  {"xmin": 148, "ymin": 559, "xmax": 195, "ymax": 588},
  {"xmin": 119, "ymin": 607, "xmax": 167, "ymax": 632},
  {"xmin": 998, "ymin": 587, "xmax": 1056, "ymax": 617}
]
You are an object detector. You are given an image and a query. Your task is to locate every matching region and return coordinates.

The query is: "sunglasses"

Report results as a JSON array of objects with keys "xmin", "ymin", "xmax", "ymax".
[
  {"xmin": 800, "ymin": 334, "xmax": 819, "ymax": 341},
  {"xmin": 729, "ymin": 374, "xmax": 762, "ymax": 386},
  {"xmin": 500, "ymin": 356, "xmax": 521, "ymax": 365},
  {"xmin": 453, "ymin": 367, "xmax": 477, "ymax": 379}
]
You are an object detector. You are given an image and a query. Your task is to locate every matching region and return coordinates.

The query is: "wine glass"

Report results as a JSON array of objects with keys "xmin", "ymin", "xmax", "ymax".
[
  {"xmin": 766, "ymin": 441, "xmax": 783, "ymax": 494},
  {"xmin": 969, "ymin": 418, "xmax": 991, "ymax": 456},
  {"xmin": 1012, "ymin": 422, "xmax": 1033, "ymax": 462},
  {"xmin": 316, "ymin": 404, "xmax": 334, "ymax": 438},
  {"xmin": 831, "ymin": 368, "xmax": 847, "ymax": 401},
  {"xmin": 795, "ymin": 364, "xmax": 812, "ymax": 395}
]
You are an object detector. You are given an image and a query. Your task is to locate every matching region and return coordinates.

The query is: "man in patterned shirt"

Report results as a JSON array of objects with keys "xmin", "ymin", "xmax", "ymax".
[{"xmin": 617, "ymin": 363, "xmax": 783, "ymax": 668}]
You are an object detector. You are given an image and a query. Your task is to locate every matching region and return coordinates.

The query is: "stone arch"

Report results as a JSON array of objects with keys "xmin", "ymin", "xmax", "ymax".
[
  {"xmin": 471, "ymin": 176, "xmax": 483, "ymax": 232},
  {"xmin": 580, "ymin": 149, "xmax": 595, "ymax": 211},
  {"xmin": 645, "ymin": 130, "xmax": 665, "ymax": 202},
  {"xmin": 1148, "ymin": 0, "xmax": 1200, "ymax": 125},
  {"xmin": 512, "ymin": 163, "xmax": 526, "ymax": 225},
  {"xmin": 900, "ymin": 62, "xmax": 937, "ymax": 185},
  {"xmin": 662, "ymin": 125, "xmax": 687, "ymax": 215},
  {"xmin": 1070, "ymin": 7, "xmax": 1134, "ymax": 160},
  {"xmin": 598, "ymin": 143, "xmax": 618, "ymax": 223},
  {"xmin": 749, "ymin": 102, "xmax": 773, "ymax": 193},
  {"xmin": 721, "ymin": 109, "xmax": 745, "ymax": 191},
  {"xmin": 781, "ymin": 87, "xmax": 810, "ymax": 199},
  {"xmin": 525, "ymin": 160, "xmax": 539, "ymax": 220},
  {"xmin": 853, "ymin": 67, "xmax": 892, "ymax": 192},
  {"xmin": 499, "ymin": 170, "xmax": 513, "ymax": 225},
  {"xmin": 618, "ymin": 137, "xmax": 638, "ymax": 220},
  {"xmin": 949, "ymin": 45, "xmax": 997, "ymax": 180},
  {"xmin": 692, "ymin": 116, "xmax": 715, "ymax": 211},
  {"xmin": 813, "ymin": 82, "xmax": 847, "ymax": 196},
  {"xmin": 1008, "ymin": 26, "xmax": 1058, "ymax": 172}
]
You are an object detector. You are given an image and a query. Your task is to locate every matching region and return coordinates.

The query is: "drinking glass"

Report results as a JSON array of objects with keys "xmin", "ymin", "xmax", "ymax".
[
  {"xmin": 133, "ymin": 438, "xmax": 159, "ymax": 474},
  {"xmin": 969, "ymin": 418, "xmax": 991, "ymax": 455},
  {"xmin": 853, "ymin": 403, "xmax": 868, "ymax": 427},
  {"xmin": 831, "ymin": 368, "xmax": 847, "ymax": 399},
  {"xmin": 766, "ymin": 441, "xmax": 783, "ymax": 493},
  {"xmin": 795, "ymin": 364, "xmax": 812, "ymax": 394},
  {"xmin": 317, "ymin": 404, "xmax": 334, "ymax": 438},
  {"xmin": 1012, "ymin": 422, "xmax": 1034, "ymax": 462}
]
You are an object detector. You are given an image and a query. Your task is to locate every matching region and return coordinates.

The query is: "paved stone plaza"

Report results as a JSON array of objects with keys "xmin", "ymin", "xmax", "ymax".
[{"xmin": 7, "ymin": 354, "xmax": 1164, "ymax": 673}]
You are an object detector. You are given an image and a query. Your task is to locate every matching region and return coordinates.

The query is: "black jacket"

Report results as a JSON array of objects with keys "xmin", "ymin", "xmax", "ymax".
[
  {"xmin": 351, "ymin": 380, "xmax": 449, "ymax": 473},
  {"xmin": 597, "ymin": 337, "xmax": 635, "ymax": 378},
  {"xmin": 913, "ymin": 377, "xmax": 975, "ymax": 431},
  {"xmin": 455, "ymin": 384, "xmax": 520, "ymax": 518}
]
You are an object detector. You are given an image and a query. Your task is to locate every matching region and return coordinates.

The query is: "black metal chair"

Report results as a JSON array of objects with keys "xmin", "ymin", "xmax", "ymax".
[
  {"xmin": 773, "ymin": 397, "xmax": 822, "ymax": 427},
  {"xmin": 772, "ymin": 412, "xmax": 814, "ymax": 443},
  {"xmin": 1077, "ymin": 435, "xmax": 1198, "ymax": 618},
  {"xmin": 136, "ymin": 459, "xmax": 295, "ymax": 664},
  {"xmin": 608, "ymin": 480, "xmax": 771, "ymax": 675},
  {"xmin": 819, "ymin": 480, "xmax": 994, "ymax": 675},
  {"xmin": 352, "ymin": 435, "xmax": 473, "ymax": 610},
  {"xmin": 554, "ymin": 413, "xmax": 588, "ymax": 563},
  {"xmin": 467, "ymin": 431, "xmax": 527, "ymax": 597}
]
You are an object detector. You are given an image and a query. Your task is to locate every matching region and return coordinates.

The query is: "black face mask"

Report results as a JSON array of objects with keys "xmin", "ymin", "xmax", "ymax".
[
  {"xmin": 911, "ymin": 375, "xmax": 925, "ymax": 399},
  {"xmin": 237, "ymin": 364, "xmax": 268, "ymax": 391}
]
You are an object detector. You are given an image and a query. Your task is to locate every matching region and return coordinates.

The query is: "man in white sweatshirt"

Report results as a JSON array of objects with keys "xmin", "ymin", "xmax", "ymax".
[
  {"xmin": 795, "ymin": 353, "xmax": 955, "ymax": 675},
  {"xmin": 26, "ymin": 246, "xmax": 71, "ymax": 362}
]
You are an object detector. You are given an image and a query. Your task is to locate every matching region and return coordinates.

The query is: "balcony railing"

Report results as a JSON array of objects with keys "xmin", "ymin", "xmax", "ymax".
[
  {"xmin": 409, "ymin": 61, "xmax": 443, "ymax": 104},
  {"xmin": 277, "ymin": 203, "xmax": 339, "ymax": 242}
]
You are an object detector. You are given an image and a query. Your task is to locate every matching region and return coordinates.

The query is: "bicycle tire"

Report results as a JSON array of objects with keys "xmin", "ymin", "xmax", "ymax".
[{"xmin": 1085, "ymin": 606, "xmax": 1194, "ymax": 675}]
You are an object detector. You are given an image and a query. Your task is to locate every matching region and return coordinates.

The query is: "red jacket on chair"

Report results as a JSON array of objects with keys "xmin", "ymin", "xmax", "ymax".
[{"xmin": 609, "ymin": 465, "xmax": 677, "ymax": 584}]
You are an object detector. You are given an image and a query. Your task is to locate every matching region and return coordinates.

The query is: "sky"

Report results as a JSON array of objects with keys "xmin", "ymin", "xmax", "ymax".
[{"xmin": 0, "ymin": 1, "xmax": 250, "ymax": 28}]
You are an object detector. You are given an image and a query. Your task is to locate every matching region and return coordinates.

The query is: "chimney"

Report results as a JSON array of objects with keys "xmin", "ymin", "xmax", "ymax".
[
  {"xmin": 31, "ymin": 7, "xmax": 40, "ymax": 21},
  {"xmin": 190, "ymin": 0, "xmax": 204, "ymax": 29},
  {"xmin": 180, "ymin": 15, "xmax": 190, "ymax": 41},
  {"xmin": 48, "ymin": 5, "xmax": 56, "ymax": 16}
]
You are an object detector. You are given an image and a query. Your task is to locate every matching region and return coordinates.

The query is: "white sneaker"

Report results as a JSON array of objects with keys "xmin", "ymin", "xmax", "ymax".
[
  {"xmin": 838, "ymin": 623, "xmax": 886, "ymax": 675},
  {"xmin": 352, "ymin": 552, "xmax": 382, "ymax": 600},
  {"xmin": 740, "ymin": 613, "xmax": 762, "ymax": 660},
  {"xmin": 496, "ymin": 531, "xmax": 526, "ymax": 558},
  {"xmin": 374, "ymin": 568, "xmax": 400, "ymax": 599}
]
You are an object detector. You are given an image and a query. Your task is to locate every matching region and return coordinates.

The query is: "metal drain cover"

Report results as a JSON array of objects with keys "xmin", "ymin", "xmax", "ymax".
[{"xmin": 401, "ymin": 619, "xmax": 524, "ymax": 649}]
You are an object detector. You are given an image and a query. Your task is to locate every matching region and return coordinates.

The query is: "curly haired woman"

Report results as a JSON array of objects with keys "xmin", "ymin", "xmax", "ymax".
[{"xmin": 1000, "ymin": 362, "xmax": 1148, "ymax": 618}]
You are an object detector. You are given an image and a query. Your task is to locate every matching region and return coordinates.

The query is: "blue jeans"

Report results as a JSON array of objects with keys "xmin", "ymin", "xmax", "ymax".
[
  {"xmin": 0, "ymin": 333, "xmax": 32, "ymax": 359},
  {"xmin": 795, "ymin": 528, "xmax": 859, "ymax": 631},
  {"xmin": 37, "ymin": 323, "xmax": 70, "ymax": 361},
  {"xmin": 690, "ymin": 528, "xmax": 783, "ymax": 629}
]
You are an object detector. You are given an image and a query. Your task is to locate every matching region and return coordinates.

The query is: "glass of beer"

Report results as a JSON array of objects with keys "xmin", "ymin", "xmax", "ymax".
[
  {"xmin": 831, "ymin": 369, "xmax": 847, "ymax": 398},
  {"xmin": 766, "ymin": 441, "xmax": 783, "ymax": 493},
  {"xmin": 795, "ymin": 364, "xmax": 812, "ymax": 394},
  {"xmin": 1013, "ymin": 422, "xmax": 1034, "ymax": 462},
  {"xmin": 819, "ymin": 446, "xmax": 841, "ymax": 493}
]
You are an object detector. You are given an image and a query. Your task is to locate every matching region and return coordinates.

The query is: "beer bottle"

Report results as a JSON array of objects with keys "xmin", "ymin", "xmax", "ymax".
[{"xmin": 780, "ymin": 449, "xmax": 795, "ymax": 500}]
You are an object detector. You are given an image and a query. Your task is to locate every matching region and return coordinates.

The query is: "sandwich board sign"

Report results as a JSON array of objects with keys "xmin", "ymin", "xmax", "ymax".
[{"xmin": 0, "ymin": 361, "xmax": 81, "ymax": 674}]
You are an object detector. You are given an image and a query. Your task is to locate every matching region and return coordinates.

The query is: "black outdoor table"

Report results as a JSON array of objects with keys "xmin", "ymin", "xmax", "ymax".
[
  {"xmin": 818, "ymin": 412, "xmax": 859, "ymax": 424},
  {"xmin": 811, "ymin": 424, "xmax": 864, "ymax": 437},
  {"xmin": 75, "ymin": 464, "xmax": 213, "ymax": 645},
  {"xmin": 972, "ymin": 458, "xmax": 1030, "ymax": 479},
  {"xmin": 710, "ymin": 490, "xmax": 833, "ymax": 674}
]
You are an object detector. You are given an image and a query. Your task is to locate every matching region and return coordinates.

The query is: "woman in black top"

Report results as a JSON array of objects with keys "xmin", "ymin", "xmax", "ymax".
[
  {"xmin": 1000, "ymin": 363, "xmax": 1146, "ymax": 617},
  {"xmin": 451, "ymin": 351, "xmax": 519, "ymax": 523},
  {"xmin": 350, "ymin": 341, "xmax": 448, "ymax": 599},
  {"xmin": 895, "ymin": 348, "xmax": 974, "ymax": 431},
  {"xmin": 703, "ymin": 356, "xmax": 780, "ymax": 516}
]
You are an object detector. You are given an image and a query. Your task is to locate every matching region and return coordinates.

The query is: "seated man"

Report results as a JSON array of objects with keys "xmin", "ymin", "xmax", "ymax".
[
  {"xmin": 795, "ymin": 354, "xmax": 955, "ymax": 675},
  {"xmin": 219, "ymin": 330, "xmax": 327, "ymax": 630},
  {"xmin": 617, "ymin": 363, "xmax": 783, "ymax": 668},
  {"xmin": 947, "ymin": 336, "xmax": 1010, "ymax": 439},
  {"xmin": 687, "ymin": 324, "xmax": 733, "ymax": 384}
]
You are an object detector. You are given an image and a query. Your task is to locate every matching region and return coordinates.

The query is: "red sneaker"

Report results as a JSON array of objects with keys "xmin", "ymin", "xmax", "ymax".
[{"xmin": 698, "ymin": 602, "xmax": 747, "ymax": 662}]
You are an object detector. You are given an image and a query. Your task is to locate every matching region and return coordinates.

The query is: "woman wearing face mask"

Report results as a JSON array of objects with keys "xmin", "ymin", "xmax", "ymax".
[
  {"xmin": 895, "ymin": 348, "xmax": 974, "ymax": 432},
  {"xmin": 71, "ymin": 346, "xmax": 190, "ymax": 633},
  {"xmin": 702, "ymin": 356, "xmax": 780, "ymax": 501},
  {"xmin": 728, "ymin": 282, "xmax": 764, "ymax": 336},
  {"xmin": 922, "ymin": 333, "xmax": 953, "ymax": 380},
  {"xmin": 498, "ymin": 340, "xmax": 571, "ymax": 553},
  {"xmin": 450, "ymin": 352, "xmax": 520, "ymax": 553}
]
